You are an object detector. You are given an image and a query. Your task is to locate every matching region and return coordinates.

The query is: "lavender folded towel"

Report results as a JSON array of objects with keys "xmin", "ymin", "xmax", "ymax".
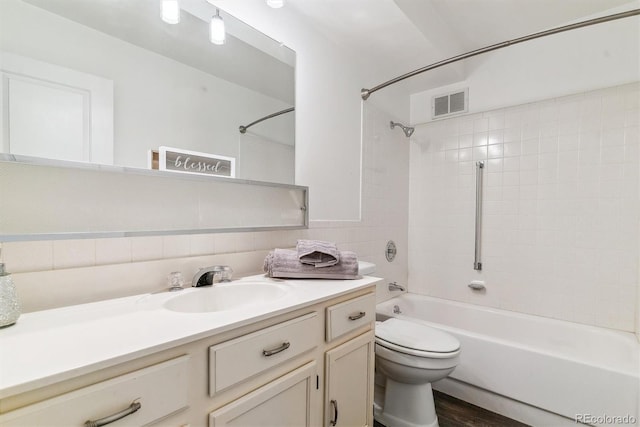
[
  {"xmin": 297, "ymin": 239, "xmax": 340, "ymax": 267},
  {"xmin": 264, "ymin": 248, "xmax": 360, "ymax": 280}
]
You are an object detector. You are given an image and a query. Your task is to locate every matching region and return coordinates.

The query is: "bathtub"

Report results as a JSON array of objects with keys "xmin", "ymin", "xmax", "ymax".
[{"xmin": 377, "ymin": 294, "xmax": 639, "ymax": 426}]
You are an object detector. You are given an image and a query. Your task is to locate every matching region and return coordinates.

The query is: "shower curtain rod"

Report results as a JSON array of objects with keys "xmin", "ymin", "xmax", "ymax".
[
  {"xmin": 361, "ymin": 9, "xmax": 640, "ymax": 100},
  {"xmin": 239, "ymin": 107, "xmax": 294, "ymax": 134}
]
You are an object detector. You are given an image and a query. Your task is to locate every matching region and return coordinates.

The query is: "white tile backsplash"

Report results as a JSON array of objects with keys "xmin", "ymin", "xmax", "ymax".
[
  {"xmin": 189, "ymin": 234, "xmax": 216, "ymax": 256},
  {"xmin": 53, "ymin": 239, "xmax": 95, "ymax": 269},
  {"xmin": 96, "ymin": 238, "xmax": 131, "ymax": 265},
  {"xmin": 2, "ymin": 241, "xmax": 53, "ymax": 272},
  {"xmin": 161, "ymin": 235, "xmax": 191, "ymax": 259},
  {"xmin": 409, "ymin": 82, "xmax": 639, "ymax": 332},
  {"xmin": 131, "ymin": 236, "xmax": 163, "ymax": 261}
]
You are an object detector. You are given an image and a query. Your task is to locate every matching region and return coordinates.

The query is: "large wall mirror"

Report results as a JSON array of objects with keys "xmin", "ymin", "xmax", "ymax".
[
  {"xmin": 0, "ymin": 0, "xmax": 306, "ymax": 241},
  {"xmin": 0, "ymin": 0, "xmax": 295, "ymax": 184}
]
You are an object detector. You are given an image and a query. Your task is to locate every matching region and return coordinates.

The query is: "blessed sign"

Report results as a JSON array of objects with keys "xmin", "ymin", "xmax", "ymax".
[{"xmin": 158, "ymin": 147, "xmax": 235, "ymax": 178}]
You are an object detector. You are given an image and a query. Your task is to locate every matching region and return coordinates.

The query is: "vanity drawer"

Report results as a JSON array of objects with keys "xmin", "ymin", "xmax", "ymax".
[
  {"xmin": 326, "ymin": 293, "xmax": 375, "ymax": 341},
  {"xmin": 0, "ymin": 355, "xmax": 189, "ymax": 427},
  {"xmin": 209, "ymin": 312, "xmax": 319, "ymax": 396}
]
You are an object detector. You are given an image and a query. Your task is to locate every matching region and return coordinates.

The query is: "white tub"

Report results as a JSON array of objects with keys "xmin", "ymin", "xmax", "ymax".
[{"xmin": 377, "ymin": 294, "xmax": 639, "ymax": 426}]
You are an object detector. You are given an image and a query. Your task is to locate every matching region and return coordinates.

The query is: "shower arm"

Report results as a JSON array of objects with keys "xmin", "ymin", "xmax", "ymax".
[
  {"xmin": 390, "ymin": 121, "xmax": 415, "ymax": 137},
  {"xmin": 239, "ymin": 107, "xmax": 294, "ymax": 134},
  {"xmin": 361, "ymin": 9, "xmax": 640, "ymax": 100}
]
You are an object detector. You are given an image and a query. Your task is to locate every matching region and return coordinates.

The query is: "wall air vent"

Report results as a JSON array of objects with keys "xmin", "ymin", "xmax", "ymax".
[{"xmin": 432, "ymin": 88, "xmax": 468, "ymax": 119}]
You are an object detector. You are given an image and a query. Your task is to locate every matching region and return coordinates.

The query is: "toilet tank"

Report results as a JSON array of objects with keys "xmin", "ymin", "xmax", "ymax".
[{"xmin": 358, "ymin": 261, "xmax": 376, "ymax": 275}]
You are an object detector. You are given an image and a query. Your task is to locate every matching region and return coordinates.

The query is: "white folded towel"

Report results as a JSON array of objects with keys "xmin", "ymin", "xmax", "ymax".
[
  {"xmin": 297, "ymin": 239, "xmax": 340, "ymax": 267},
  {"xmin": 264, "ymin": 248, "xmax": 359, "ymax": 280}
]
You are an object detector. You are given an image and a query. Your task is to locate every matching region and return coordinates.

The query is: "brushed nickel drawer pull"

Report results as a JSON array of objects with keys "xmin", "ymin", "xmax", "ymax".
[
  {"xmin": 330, "ymin": 399, "xmax": 339, "ymax": 426},
  {"xmin": 348, "ymin": 311, "xmax": 366, "ymax": 321},
  {"xmin": 85, "ymin": 400, "xmax": 141, "ymax": 427},
  {"xmin": 262, "ymin": 341, "xmax": 291, "ymax": 357}
]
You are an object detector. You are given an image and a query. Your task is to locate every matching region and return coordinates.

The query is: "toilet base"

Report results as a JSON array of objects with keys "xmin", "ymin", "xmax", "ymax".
[{"xmin": 374, "ymin": 378, "xmax": 439, "ymax": 427}]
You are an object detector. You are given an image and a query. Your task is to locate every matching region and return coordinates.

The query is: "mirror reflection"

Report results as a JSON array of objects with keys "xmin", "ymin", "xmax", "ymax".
[{"xmin": 0, "ymin": 0, "xmax": 295, "ymax": 184}]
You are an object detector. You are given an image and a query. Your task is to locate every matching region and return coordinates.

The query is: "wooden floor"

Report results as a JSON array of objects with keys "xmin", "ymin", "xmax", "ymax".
[{"xmin": 374, "ymin": 391, "xmax": 530, "ymax": 427}]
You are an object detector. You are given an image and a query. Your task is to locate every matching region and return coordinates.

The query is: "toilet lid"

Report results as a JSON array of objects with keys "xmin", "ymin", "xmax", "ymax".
[{"xmin": 375, "ymin": 318, "xmax": 460, "ymax": 353}]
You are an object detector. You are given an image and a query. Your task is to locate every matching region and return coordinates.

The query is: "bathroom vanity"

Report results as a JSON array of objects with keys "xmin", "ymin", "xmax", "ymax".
[{"xmin": 0, "ymin": 275, "xmax": 379, "ymax": 426}]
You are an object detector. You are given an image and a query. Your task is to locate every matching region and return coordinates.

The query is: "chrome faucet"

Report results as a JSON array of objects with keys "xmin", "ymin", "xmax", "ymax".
[
  {"xmin": 192, "ymin": 265, "xmax": 233, "ymax": 287},
  {"xmin": 388, "ymin": 282, "xmax": 405, "ymax": 292}
]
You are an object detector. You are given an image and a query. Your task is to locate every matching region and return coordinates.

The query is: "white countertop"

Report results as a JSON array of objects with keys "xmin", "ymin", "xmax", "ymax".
[{"xmin": 0, "ymin": 274, "xmax": 380, "ymax": 398}]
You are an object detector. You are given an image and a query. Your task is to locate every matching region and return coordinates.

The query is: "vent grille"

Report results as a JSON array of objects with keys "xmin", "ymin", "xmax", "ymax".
[
  {"xmin": 434, "ymin": 96, "xmax": 449, "ymax": 117},
  {"xmin": 432, "ymin": 89, "xmax": 468, "ymax": 119}
]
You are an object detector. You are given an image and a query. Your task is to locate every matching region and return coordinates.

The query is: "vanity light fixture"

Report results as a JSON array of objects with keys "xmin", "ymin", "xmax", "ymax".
[
  {"xmin": 209, "ymin": 8, "xmax": 226, "ymax": 45},
  {"xmin": 266, "ymin": 0, "xmax": 285, "ymax": 8},
  {"xmin": 161, "ymin": 0, "xmax": 180, "ymax": 24}
]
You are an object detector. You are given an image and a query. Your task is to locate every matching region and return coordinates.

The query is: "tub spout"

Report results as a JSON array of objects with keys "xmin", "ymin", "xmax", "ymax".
[{"xmin": 388, "ymin": 282, "xmax": 405, "ymax": 292}]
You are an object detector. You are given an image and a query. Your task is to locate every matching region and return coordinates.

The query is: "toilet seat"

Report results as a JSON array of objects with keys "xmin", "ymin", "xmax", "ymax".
[
  {"xmin": 375, "ymin": 337, "xmax": 460, "ymax": 358},
  {"xmin": 375, "ymin": 318, "xmax": 460, "ymax": 358}
]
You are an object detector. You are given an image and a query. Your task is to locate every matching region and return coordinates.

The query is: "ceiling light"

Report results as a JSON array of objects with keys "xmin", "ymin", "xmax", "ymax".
[
  {"xmin": 209, "ymin": 9, "xmax": 226, "ymax": 45},
  {"xmin": 266, "ymin": 0, "xmax": 284, "ymax": 8},
  {"xmin": 161, "ymin": 0, "xmax": 180, "ymax": 24}
]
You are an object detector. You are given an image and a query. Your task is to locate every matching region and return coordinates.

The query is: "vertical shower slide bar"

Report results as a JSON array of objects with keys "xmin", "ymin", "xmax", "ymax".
[{"xmin": 474, "ymin": 161, "xmax": 484, "ymax": 271}]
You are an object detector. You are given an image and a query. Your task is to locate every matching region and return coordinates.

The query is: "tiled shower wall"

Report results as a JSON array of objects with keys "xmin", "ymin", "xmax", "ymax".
[
  {"xmin": 0, "ymin": 103, "xmax": 408, "ymax": 312},
  {"xmin": 409, "ymin": 82, "xmax": 639, "ymax": 331}
]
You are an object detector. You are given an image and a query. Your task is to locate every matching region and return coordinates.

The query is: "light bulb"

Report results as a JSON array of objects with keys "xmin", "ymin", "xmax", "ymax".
[
  {"xmin": 161, "ymin": 0, "xmax": 180, "ymax": 24},
  {"xmin": 209, "ymin": 10, "xmax": 226, "ymax": 45},
  {"xmin": 266, "ymin": 0, "xmax": 284, "ymax": 8}
]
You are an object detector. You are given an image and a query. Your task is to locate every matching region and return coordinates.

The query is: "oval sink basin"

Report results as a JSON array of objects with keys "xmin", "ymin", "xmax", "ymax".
[{"xmin": 163, "ymin": 282, "xmax": 289, "ymax": 313}]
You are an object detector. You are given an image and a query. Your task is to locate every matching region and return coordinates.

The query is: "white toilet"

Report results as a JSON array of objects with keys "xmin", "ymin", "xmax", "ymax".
[{"xmin": 374, "ymin": 318, "xmax": 461, "ymax": 427}]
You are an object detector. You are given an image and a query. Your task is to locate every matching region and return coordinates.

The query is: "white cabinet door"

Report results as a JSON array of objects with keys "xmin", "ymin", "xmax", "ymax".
[
  {"xmin": 209, "ymin": 361, "xmax": 318, "ymax": 427},
  {"xmin": 325, "ymin": 331, "xmax": 375, "ymax": 427}
]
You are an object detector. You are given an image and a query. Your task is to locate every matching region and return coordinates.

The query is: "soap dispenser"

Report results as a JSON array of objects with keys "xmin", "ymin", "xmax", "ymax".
[{"xmin": 0, "ymin": 253, "xmax": 21, "ymax": 328}]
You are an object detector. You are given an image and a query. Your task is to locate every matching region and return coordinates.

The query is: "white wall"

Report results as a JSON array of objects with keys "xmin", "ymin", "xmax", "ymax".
[
  {"xmin": 360, "ymin": 103, "xmax": 410, "ymax": 299},
  {"xmin": 407, "ymin": 9, "xmax": 640, "ymax": 333},
  {"xmin": 205, "ymin": 1, "xmax": 409, "ymax": 221},
  {"xmin": 238, "ymin": 134, "xmax": 295, "ymax": 184},
  {"xmin": 410, "ymin": 9, "xmax": 640, "ymax": 125},
  {"xmin": 0, "ymin": 0, "xmax": 290, "ymax": 174},
  {"xmin": 408, "ymin": 82, "xmax": 639, "ymax": 331}
]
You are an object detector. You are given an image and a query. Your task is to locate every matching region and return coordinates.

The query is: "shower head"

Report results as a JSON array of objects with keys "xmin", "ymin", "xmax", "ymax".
[{"xmin": 390, "ymin": 121, "xmax": 415, "ymax": 137}]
